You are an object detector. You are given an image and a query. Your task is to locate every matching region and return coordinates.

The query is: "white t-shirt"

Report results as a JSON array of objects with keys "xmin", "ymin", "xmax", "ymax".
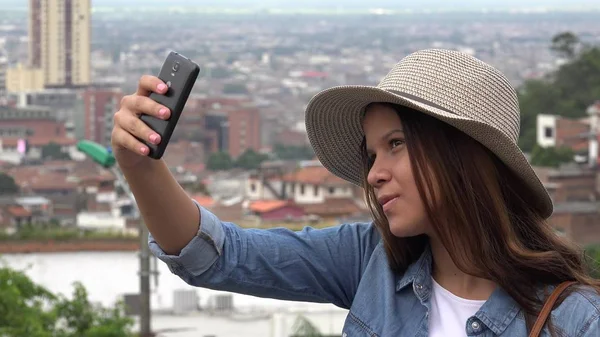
[{"xmin": 429, "ymin": 278, "xmax": 487, "ymax": 337}]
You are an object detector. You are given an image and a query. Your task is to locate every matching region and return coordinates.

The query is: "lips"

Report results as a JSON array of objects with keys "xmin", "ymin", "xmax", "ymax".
[{"xmin": 378, "ymin": 195, "xmax": 399, "ymax": 212}]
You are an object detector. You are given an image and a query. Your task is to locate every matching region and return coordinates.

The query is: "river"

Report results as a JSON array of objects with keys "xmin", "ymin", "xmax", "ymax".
[{"xmin": 1, "ymin": 251, "xmax": 348, "ymax": 337}]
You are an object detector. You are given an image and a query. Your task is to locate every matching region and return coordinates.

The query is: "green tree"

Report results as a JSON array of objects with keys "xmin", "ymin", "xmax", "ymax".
[
  {"xmin": 41, "ymin": 142, "xmax": 71, "ymax": 161},
  {"xmin": 273, "ymin": 143, "xmax": 315, "ymax": 161},
  {"xmin": 530, "ymin": 145, "xmax": 575, "ymax": 168},
  {"xmin": 518, "ymin": 33, "xmax": 600, "ymax": 152},
  {"xmin": 0, "ymin": 173, "xmax": 19, "ymax": 195},
  {"xmin": 235, "ymin": 149, "xmax": 268, "ymax": 170},
  {"xmin": 206, "ymin": 151, "xmax": 234, "ymax": 171},
  {"xmin": 291, "ymin": 315, "xmax": 323, "ymax": 337},
  {"xmin": 223, "ymin": 83, "xmax": 248, "ymax": 95},
  {"xmin": 0, "ymin": 266, "xmax": 134, "ymax": 337},
  {"xmin": 585, "ymin": 244, "xmax": 600, "ymax": 279},
  {"xmin": 551, "ymin": 31, "xmax": 580, "ymax": 59}
]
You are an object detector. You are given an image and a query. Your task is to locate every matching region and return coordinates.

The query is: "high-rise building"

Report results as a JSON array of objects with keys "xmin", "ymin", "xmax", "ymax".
[
  {"xmin": 77, "ymin": 86, "xmax": 123, "ymax": 146},
  {"xmin": 16, "ymin": 0, "xmax": 91, "ymax": 90},
  {"xmin": 227, "ymin": 106, "xmax": 261, "ymax": 158}
]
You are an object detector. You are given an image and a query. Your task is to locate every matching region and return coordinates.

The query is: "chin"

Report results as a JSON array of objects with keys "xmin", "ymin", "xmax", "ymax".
[{"xmin": 387, "ymin": 216, "xmax": 426, "ymax": 238}]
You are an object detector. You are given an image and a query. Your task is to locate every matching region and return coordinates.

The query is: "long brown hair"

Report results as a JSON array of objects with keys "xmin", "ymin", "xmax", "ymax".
[{"xmin": 360, "ymin": 103, "xmax": 600, "ymax": 333}]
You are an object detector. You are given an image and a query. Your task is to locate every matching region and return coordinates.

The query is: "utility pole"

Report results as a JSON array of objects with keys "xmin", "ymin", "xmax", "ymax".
[
  {"xmin": 111, "ymin": 167, "xmax": 153, "ymax": 337},
  {"xmin": 139, "ymin": 221, "xmax": 152, "ymax": 337},
  {"xmin": 76, "ymin": 140, "xmax": 156, "ymax": 337},
  {"xmin": 587, "ymin": 102, "xmax": 599, "ymax": 169}
]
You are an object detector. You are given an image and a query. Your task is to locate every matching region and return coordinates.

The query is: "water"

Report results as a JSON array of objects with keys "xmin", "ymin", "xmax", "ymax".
[{"xmin": 0, "ymin": 251, "xmax": 348, "ymax": 337}]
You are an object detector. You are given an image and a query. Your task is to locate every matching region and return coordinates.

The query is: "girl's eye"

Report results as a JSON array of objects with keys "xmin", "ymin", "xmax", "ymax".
[{"xmin": 390, "ymin": 139, "xmax": 404, "ymax": 148}]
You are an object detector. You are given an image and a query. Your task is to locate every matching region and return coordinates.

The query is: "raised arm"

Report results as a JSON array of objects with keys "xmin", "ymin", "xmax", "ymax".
[{"xmin": 149, "ymin": 202, "xmax": 381, "ymax": 309}]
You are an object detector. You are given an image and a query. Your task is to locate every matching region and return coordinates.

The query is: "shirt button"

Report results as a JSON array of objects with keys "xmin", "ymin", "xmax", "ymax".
[
  {"xmin": 342, "ymin": 333, "xmax": 347, "ymax": 337},
  {"xmin": 416, "ymin": 283, "xmax": 423, "ymax": 290},
  {"xmin": 471, "ymin": 321, "xmax": 481, "ymax": 330}
]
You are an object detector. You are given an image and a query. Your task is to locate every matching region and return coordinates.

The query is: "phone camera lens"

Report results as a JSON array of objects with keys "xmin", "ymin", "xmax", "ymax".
[{"xmin": 172, "ymin": 62, "xmax": 180, "ymax": 72}]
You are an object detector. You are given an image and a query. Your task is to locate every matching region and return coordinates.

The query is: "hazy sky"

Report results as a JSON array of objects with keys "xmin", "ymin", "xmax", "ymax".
[
  {"xmin": 99, "ymin": 0, "xmax": 600, "ymax": 8},
  {"xmin": 1, "ymin": 0, "xmax": 599, "ymax": 9}
]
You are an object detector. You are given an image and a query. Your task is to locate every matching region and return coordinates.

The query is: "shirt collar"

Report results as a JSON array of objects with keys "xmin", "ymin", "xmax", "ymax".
[
  {"xmin": 395, "ymin": 244, "xmax": 433, "ymax": 292},
  {"xmin": 394, "ymin": 244, "xmax": 521, "ymax": 335}
]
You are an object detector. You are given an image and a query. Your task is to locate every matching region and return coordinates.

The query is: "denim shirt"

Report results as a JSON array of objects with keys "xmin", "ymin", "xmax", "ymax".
[{"xmin": 149, "ymin": 203, "xmax": 600, "ymax": 336}]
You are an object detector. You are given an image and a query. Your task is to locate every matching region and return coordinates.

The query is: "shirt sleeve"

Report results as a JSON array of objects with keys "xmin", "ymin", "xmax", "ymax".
[
  {"xmin": 148, "ymin": 200, "xmax": 381, "ymax": 309},
  {"xmin": 148, "ymin": 200, "xmax": 225, "ymax": 277}
]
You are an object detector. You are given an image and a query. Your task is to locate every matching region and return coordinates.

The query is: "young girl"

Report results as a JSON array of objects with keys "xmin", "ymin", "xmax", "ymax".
[{"xmin": 111, "ymin": 49, "xmax": 599, "ymax": 336}]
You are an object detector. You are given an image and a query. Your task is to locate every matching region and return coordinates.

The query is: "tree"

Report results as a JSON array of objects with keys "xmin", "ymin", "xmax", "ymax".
[
  {"xmin": 234, "ymin": 149, "xmax": 268, "ymax": 170},
  {"xmin": 273, "ymin": 143, "xmax": 315, "ymax": 161},
  {"xmin": 530, "ymin": 145, "xmax": 575, "ymax": 168},
  {"xmin": 206, "ymin": 151, "xmax": 233, "ymax": 171},
  {"xmin": 0, "ymin": 266, "xmax": 134, "ymax": 337},
  {"xmin": 41, "ymin": 142, "xmax": 71, "ymax": 161},
  {"xmin": 291, "ymin": 315, "xmax": 323, "ymax": 337},
  {"xmin": 223, "ymin": 83, "xmax": 248, "ymax": 95},
  {"xmin": 585, "ymin": 244, "xmax": 600, "ymax": 279},
  {"xmin": 551, "ymin": 31, "xmax": 580, "ymax": 59},
  {"xmin": 518, "ymin": 34, "xmax": 600, "ymax": 152},
  {"xmin": 0, "ymin": 173, "xmax": 19, "ymax": 195}
]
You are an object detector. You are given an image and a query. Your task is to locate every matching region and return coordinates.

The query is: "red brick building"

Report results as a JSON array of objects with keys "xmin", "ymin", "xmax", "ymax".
[
  {"xmin": 0, "ymin": 105, "xmax": 74, "ymax": 160},
  {"xmin": 227, "ymin": 106, "xmax": 261, "ymax": 158},
  {"xmin": 0, "ymin": 105, "xmax": 65, "ymax": 139},
  {"xmin": 173, "ymin": 96, "xmax": 262, "ymax": 158},
  {"xmin": 546, "ymin": 168, "xmax": 600, "ymax": 246},
  {"xmin": 81, "ymin": 87, "xmax": 123, "ymax": 146}
]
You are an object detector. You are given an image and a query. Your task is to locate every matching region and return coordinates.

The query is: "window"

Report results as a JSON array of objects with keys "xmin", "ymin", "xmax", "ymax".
[
  {"xmin": 300, "ymin": 184, "xmax": 305, "ymax": 195},
  {"xmin": 544, "ymin": 127, "xmax": 553, "ymax": 138},
  {"xmin": 329, "ymin": 187, "xmax": 335, "ymax": 194},
  {"xmin": 314, "ymin": 186, "xmax": 318, "ymax": 196},
  {"xmin": 250, "ymin": 183, "xmax": 256, "ymax": 192}
]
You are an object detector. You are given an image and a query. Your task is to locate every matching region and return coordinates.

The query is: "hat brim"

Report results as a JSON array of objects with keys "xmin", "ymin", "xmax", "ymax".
[{"xmin": 305, "ymin": 85, "xmax": 553, "ymax": 219}]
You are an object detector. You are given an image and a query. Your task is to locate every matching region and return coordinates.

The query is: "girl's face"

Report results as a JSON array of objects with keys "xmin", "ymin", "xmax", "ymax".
[{"xmin": 363, "ymin": 104, "xmax": 432, "ymax": 238}]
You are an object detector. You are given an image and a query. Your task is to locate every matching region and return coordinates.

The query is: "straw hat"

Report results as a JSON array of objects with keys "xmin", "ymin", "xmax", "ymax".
[{"xmin": 305, "ymin": 49, "xmax": 553, "ymax": 218}]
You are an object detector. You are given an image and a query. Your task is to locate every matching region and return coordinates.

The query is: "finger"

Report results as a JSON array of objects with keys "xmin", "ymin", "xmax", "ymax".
[
  {"xmin": 136, "ymin": 75, "xmax": 168, "ymax": 96},
  {"xmin": 121, "ymin": 95, "xmax": 170, "ymax": 119},
  {"xmin": 112, "ymin": 128, "xmax": 150, "ymax": 156},
  {"xmin": 114, "ymin": 111, "xmax": 162, "ymax": 146}
]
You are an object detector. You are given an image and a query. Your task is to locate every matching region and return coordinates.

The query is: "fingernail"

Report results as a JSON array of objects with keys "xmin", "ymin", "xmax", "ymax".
[
  {"xmin": 157, "ymin": 83, "xmax": 167, "ymax": 92},
  {"xmin": 150, "ymin": 134, "xmax": 161, "ymax": 144},
  {"xmin": 159, "ymin": 108, "xmax": 168, "ymax": 117},
  {"xmin": 140, "ymin": 146, "xmax": 148, "ymax": 154}
]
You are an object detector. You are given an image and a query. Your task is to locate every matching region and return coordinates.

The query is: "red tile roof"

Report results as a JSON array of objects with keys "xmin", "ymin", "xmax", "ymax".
[
  {"xmin": 281, "ymin": 166, "xmax": 348, "ymax": 186},
  {"xmin": 7, "ymin": 206, "xmax": 31, "ymax": 217},
  {"xmin": 249, "ymin": 200, "xmax": 290, "ymax": 213}
]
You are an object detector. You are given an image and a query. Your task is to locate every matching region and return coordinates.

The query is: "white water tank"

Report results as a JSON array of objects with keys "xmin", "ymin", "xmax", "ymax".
[
  {"xmin": 172, "ymin": 289, "xmax": 199, "ymax": 314},
  {"xmin": 208, "ymin": 294, "xmax": 234, "ymax": 312}
]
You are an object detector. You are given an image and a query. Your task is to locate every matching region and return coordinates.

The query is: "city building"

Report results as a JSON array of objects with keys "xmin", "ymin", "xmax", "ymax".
[
  {"xmin": 6, "ymin": 0, "xmax": 91, "ymax": 92},
  {"xmin": 77, "ymin": 86, "xmax": 123, "ymax": 146},
  {"xmin": 228, "ymin": 105, "xmax": 261, "ymax": 158},
  {"xmin": 536, "ymin": 101, "xmax": 600, "ymax": 167},
  {"xmin": 0, "ymin": 104, "xmax": 74, "ymax": 163}
]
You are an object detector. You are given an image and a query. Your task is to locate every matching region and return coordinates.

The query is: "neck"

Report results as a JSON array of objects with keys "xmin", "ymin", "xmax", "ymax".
[{"xmin": 429, "ymin": 236, "xmax": 497, "ymax": 301}]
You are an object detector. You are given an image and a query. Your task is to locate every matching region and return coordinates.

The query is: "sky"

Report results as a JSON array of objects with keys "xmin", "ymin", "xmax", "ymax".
[{"xmin": 0, "ymin": 0, "xmax": 599, "ymax": 10}]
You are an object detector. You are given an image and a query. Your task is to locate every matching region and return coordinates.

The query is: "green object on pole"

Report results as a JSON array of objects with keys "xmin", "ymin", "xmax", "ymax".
[
  {"xmin": 76, "ymin": 140, "xmax": 116, "ymax": 168},
  {"xmin": 76, "ymin": 139, "xmax": 154, "ymax": 336}
]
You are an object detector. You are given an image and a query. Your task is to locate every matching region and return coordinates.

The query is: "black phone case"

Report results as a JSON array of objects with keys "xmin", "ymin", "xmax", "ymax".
[{"xmin": 141, "ymin": 51, "xmax": 200, "ymax": 159}]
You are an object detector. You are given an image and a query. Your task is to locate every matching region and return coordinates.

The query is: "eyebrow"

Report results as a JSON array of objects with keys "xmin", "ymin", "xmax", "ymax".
[{"xmin": 365, "ymin": 128, "xmax": 404, "ymax": 153}]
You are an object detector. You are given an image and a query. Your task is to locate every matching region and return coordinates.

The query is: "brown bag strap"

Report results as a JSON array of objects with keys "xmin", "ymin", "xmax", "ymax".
[{"xmin": 529, "ymin": 281, "xmax": 577, "ymax": 337}]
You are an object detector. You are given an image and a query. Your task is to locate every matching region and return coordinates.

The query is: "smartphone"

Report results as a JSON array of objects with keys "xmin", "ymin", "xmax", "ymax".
[{"xmin": 141, "ymin": 51, "xmax": 200, "ymax": 159}]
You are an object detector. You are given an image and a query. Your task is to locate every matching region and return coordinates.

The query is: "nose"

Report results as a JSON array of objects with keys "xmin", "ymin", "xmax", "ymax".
[{"xmin": 367, "ymin": 158, "xmax": 392, "ymax": 188}]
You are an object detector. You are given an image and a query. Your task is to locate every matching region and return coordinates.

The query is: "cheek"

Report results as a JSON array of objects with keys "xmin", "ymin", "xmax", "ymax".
[{"xmin": 391, "ymin": 154, "xmax": 417, "ymax": 190}]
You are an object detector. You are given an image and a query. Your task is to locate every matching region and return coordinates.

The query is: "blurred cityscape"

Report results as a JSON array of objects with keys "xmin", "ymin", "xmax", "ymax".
[{"xmin": 0, "ymin": 0, "xmax": 599, "ymax": 336}]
